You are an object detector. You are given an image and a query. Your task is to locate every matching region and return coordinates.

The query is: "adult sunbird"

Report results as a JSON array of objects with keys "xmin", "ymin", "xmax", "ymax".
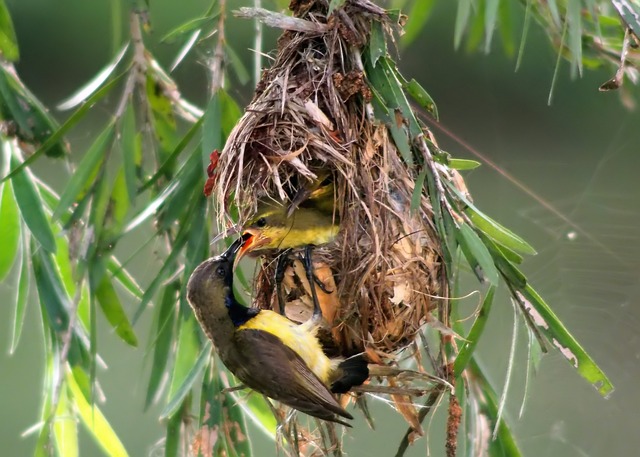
[{"xmin": 186, "ymin": 238, "xmax": 368, "ymax": 426}]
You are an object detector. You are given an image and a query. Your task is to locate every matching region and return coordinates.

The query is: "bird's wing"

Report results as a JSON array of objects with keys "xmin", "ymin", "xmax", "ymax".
[{"xmin": 232, "ymin": 328, "xmax": 352, "ymax": 425}]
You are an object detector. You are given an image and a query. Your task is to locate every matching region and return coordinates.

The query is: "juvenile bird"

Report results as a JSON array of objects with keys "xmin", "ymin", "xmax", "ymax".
[{"xmin": 186, "ymin": 238, "xmax": 368, "ymax": 426}]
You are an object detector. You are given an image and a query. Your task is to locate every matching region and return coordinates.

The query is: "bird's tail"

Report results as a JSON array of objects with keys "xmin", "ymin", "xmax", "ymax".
[{"xmin": 330, "ymin": 354, "xmax": 369, "ymax": 394}]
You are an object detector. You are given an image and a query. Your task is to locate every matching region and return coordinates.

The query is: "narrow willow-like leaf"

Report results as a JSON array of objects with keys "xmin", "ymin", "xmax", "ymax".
[
  {"xmin": 369, "ymin": 20, "xmax": 385, "ymax": 67},
  {"xmin": 467, "ymin": 359, "xmax": 523, "ymax": 457},
  {"xmin": 107, "ymin": 256, "xmax": 143, "ymax": 299},
  {"xmin": 124, "ymin": 180, "xmax": 180, "ymax": 233},
  {"xmin": 222, "ymin": 389, "xmax": 253, "ymax": 457},
  {"xmin": 228, "ymin": 382, "xmax": 278, "ymax": 439},
  {"xmin": 226, "ymin": 43, "xmax": 250, "ymax": 85},
  {"xmin": 57, "ymin": 43, "xmax": 129, "ymax": 110},
  {"xmin": 119, "ymin": 103, "xmax": 139, "ymax": 202},
  {"xmin": 146, "ymin": 73, "xmax": 178, "ymax": 155},
  {"xmin": 66, "ymin": 369, "xmax": 129, "ymax": 457},
  {"xmin": 484, "ymin": 0, "xmax": 500, "ymax": 53},
  {"xmin": 515, "ymin": 0, "xmax": 532, "ymax": 71},
  {"xmin": 0, "ymin": 65, "xmax": 67, "ymax": 158},
  {"xmin": 219, "ymin": 89, "xmax": 242, "ymax": 139},
  {"xmin": 403, "ymin": 78, "xmax": 438, "ymax": 120},
  {"xmin": 53, "ymin": 384, "xmax": 79, "ymax": 457},
  {"xmin": 164, "ymin": 410, "xmax": 181, "ymax": 457},
  {"xmin": 10, "ymin": 151, "xmax": 56, "ymax": 253},
  {"xmin": 53, "ymin": 121, "xmax": 115, "ymax": 220},
  {"xmin": 567, "ymin": 0, "xmax": 583, "ymax": 77},
  {"xmin": 515, "ymin": 284, "xmax": 614, "ymax": 397},
  {"xmin": 457, "ymin": 222, "xmax": 500, "ymax": 285},
  {"xmin": 165, "ymin": 315, "xmax": 200, "ymax": 413},
  {"xmin": 161, "ymin": 16, "xmax": 214, "ymax": 43},
  {"xmin": 139, "ymin": 116, "xmax": 203, "ymax": 193},
  {"xmin": 497, "ymin": 0, "xmax": 515, "ymax": 56},
  {"xmin": 1, "ymin": 70, "xmax": 127, "ymax": 183},
  {"xmin": 454, "ymin": 0, "xmax": 473, "ymax": 49},
  {"xmin": 94, "ymin": 271, "xmax": 138, "ymax": 347},
  {"xmin": 453, "ymin": 188, "xmax": 536, "ymax": 255},
  {"xmin": 547, "ymin": 0, "xmax": 561, "ymax": 28},
  {"xmin": 33, "ymin": 248, "xmax": 70, "ymax": 333},
  {"xmin": 9, "ymin": 233, "xmax": 29, "ymax": 353},
  {"xmin": 170, "ymin": 29, "xmax": 200, "ymax": 72},
  {"xmin": 402, "ymin": 0, "xmax": 435, "ymax": 47},
  {"xmin": 144, "ymin": 283, "xmax": 178, "ymax": 410},
  {"xmin": 0, "ymin": 173, "xmax": 20, "ymax": 279},
  {"xmin": 449, "ymin": 158, "xmax": 481, "ymax": 170},
  {"xmin": 612, "ymin": 0, "xmax": 640, "ymax": 38},
  {"xmin": 160, "ymin": 341, "xmax": 211, "ymax": 419},
  {"xmin": 0, "ymin": 0, "xmax": 19, "ymax": 61},
  {"xmin": 453, "ymin": 286, "xmax": 496, "ymax": 376}
]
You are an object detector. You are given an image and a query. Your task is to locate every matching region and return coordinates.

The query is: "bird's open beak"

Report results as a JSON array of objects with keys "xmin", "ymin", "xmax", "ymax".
[{"xmin": 233, "ymin": 229, "xmax": 270, "ymax": 269}]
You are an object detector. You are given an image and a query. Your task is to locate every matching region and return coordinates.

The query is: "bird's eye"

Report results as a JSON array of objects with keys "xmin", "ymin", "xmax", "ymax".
[
  {"xmin": 255, "ymin": 217, "xmax": 267, "ymax": 228},
  {"xmin": 216, "ymin": 266, "xmax": 226, "ymax": 278}
]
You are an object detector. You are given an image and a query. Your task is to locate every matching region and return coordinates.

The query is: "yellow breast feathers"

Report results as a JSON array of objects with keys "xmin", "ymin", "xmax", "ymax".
[{"xmin": 238, "ymin": 310, "xmax": 335, "ymax": 383}]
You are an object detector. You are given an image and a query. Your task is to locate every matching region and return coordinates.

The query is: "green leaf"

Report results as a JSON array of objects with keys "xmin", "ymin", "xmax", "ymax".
[
  {"xmin": 516, "ymin": 284, "xmax": 614, "ymax": 397},
  {"xmin": 454, "ymin": 286, "xmax": 496, "ymax": 376},
  {"xmin": 454, "ymin": 0, "xmax": 473, "ymax": 49},
  {"xmin": 467, "ymin": 359, "xmax": 523, "ymax": 456},
  {"xmin": 226, "ymin": 43, "xmax": 250, "ymax": 85},
  {"xmin": 566, "ymin": 0, "xmax": 583, "ymax": 77},
  {"xmin": 450, "ymin": 185, "xmax": 536, "ymax": 255},
  {"xmin": 144, "ymin": 283, "xmax": 178, "ymax": 410},
  {"xmin": 53, "ymin": 384, "xmax": 79, "ymax": 457},
  {"xmin": 94, "ymin": 270, "xmax": 138, "ymax": 347},
  {"xmin": 66, "ymin": 369, "xmax": 130, "ymax": 457},
  {"xmin": 0, "ymin": 173, "xmax": 20, "ymax": 279},
  {"xmin": 107, "ymin": 256, "xmax": 143, "ymax": 299},
  {"xmin": 402, "ymin": 0, "xmax": 435, "ymax": 47},
  {"xmin": 449, "ymin": 158, "xmax": 481, "ymax": 170},
  {"xmin": 0, "ymin": 70, "xmax": 126, "ymax": 183},
  {"xmin": 165, "ymin": 315, "xmax": 200, "ymax": 407},
  {"xmin": 160, "ymin": 341, "xmax": 211, "ymax": 419},
  {"xmin": 170, "ymin": 29, "xmax": 201, "ymax": 72},
  {"xmin": 203, "ymin": 92, "xmax": 222, "ymax": 159},
  {"xmin": 33, "ymin": 248, "xmax": 70, "ymax": 333},
  {"xmin": 0, "ymin": 0, "xmax": 19, "ymax": 61},
  {"xmin": 146, "ymin": 73, "xmax": 178, "ymax": 155},
  {"xmin": 119, "ymin": 103, "xmax": 140, "ymax": 202},
  {"xmin": 457, "ymin": 222, "xmax": 500, "ymax": 285},
  {"xmin": 403, "ymin": 78, "xmax": 438, "ymax": 120},
  {"xmin": 160, "ymin": 16, "xmax": 214, "ymax": 43},
  {"xmin": 369, "ymin": 21, "xmax": 385, "ymax": 67},
  {"xmin": 484, "ymin": 0, "xmax": 500, "ymax": 53},
  {"xmin": 57, "ymin": 43, "xmax": 129, "ymax": 110},
  {"xmin": 497, "ymin": 0, "xmax": 515, "ymax": 56},
  {"xmin": 612, "ymin": 0, "xmax": 640, "ymax": 39},
  {"xmin": 9, "ymin": 235, "xmax": 29, "ymax": 353},
  {"xmin": 54, "ymin": 121, "xmax": 115, "ymax": 220},
  {"xmin": 0, "ymin": 64, "xmax": 67, "ymax": 158},
  {"xmin": 10, "ymin": 152, "xmax": 56, "ymax": 253}
]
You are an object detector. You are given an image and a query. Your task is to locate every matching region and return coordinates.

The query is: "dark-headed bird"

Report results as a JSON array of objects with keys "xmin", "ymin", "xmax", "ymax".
[{"xmin": 186, "ymin": 238, "xmax": 368, "ymax": 426}]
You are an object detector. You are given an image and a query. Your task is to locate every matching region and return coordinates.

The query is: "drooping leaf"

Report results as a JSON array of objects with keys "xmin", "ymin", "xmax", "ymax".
[
  {"xmin": 0, "ymin": 171, "xmax": 20, "ymax": 280},
  {"xmin": 402, "ymin": 0, "xmax": 435, "ymax": 47},
  {"xmin": 53, "ymin": 384, "xmax": 79, "ymax": 457},
  {"xmin": 457, "ymin": 222, "xmax": 500, "ymax": 285},
  {"xmin": 66, "ymin": 369, "xmax": 130, "ymax": 457},
  {"xmin": 57, "ymin": 43, "xmax": 129, "ymax": 110},
  {"xmin": 53, "ymin": 121, "xmax": 115, "ymax": 221},
  {"xmin": 0, "ymin": 0, "xmax": 18, "ymax": 61},
  {"xmin": 484, "ymin": 0, "xmax": 500, "ymax": 53},
  {"xmin": 94, "ymin": 268, "xmax": 138, "ymax": 347},
  {"xmin": 160, "ymin": 341, "xmax": 211, "ymax": 419},
  {"xmin": 454, "ymin": 0, "xmax": 473, "ymax": 49},
  {"xmin": 10, "ymin": 151, "xmax": 56, "ymax": 253},
  {"xmin": 9, "ymin": 234, "xmax": 29, "ymax": 353}
]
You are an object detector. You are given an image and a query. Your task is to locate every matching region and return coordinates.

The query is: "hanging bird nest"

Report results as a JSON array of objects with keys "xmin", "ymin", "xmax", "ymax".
[{"xmin": 214, "ymin": 0, "xmax": 447, "ymax": 365}]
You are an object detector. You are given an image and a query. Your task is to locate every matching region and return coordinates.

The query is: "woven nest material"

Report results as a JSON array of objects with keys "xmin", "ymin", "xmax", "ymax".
[{"xmin": 214, "ymin": 0, "xmax": 447, "ymax": 361}]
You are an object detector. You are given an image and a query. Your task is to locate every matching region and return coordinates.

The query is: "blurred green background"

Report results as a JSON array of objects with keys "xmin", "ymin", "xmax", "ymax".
[{"xmin": 1, "ymin": 1, "xmax": 639, "ymax": 456}]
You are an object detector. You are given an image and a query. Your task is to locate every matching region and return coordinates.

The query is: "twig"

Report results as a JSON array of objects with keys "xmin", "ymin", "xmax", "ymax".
[{"xmin": 234, "ymin": 7, "xmax": 329, "ymax": 33}]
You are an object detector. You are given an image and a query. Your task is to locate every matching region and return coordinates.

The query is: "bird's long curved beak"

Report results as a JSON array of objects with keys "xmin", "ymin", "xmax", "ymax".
[{"xmin": 219, "ymin": 237, "xmax": 244, "ymax": 262}]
